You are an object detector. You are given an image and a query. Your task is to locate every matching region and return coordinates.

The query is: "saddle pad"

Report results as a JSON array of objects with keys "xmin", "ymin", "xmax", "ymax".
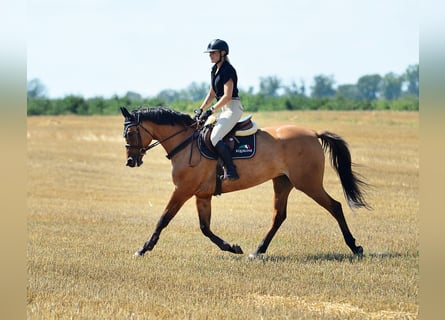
[{"xmin": 198, "ymin": 134, "xmax": 256, "ymax": 160}]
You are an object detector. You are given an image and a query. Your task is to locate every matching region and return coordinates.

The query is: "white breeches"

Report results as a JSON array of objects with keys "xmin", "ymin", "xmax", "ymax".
[{"xmin": 210, "ymin": 99, "xmax": 244, "ymax": 146}]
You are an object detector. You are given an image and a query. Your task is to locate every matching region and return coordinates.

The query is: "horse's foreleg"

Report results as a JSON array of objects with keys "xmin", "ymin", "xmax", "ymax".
[
  {"xmin": 250, "ymin": 175, "xmax": 293, "ymax": 258},
  {"xmin": 135, "ymin": 191, "xmax": 191, "ymax": 256},
  {"xmin": 196, "ymin": 196, "xmax": 243, "ymax": 254}
]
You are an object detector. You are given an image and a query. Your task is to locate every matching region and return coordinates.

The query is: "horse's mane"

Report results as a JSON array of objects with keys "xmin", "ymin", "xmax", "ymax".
[{"xmin": 132, "ymin": 107, "xmax": 195, "ymax": 127}]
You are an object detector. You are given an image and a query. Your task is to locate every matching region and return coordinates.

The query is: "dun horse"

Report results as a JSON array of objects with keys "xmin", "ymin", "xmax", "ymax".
[{"xmin": 120, "ymin": 107, "xmax": 369, "ymax": 257}]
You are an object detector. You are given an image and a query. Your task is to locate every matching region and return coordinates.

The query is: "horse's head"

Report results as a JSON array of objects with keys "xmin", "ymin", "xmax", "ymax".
[{"xmin": 120, "ymin": 107, "xmax": 153, "ymax": 167}]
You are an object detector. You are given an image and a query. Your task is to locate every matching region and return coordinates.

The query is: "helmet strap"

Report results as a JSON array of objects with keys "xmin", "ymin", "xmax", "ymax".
[{"xmin": 216, "ymin": 51, "xmax": 225, "ymax": 65}]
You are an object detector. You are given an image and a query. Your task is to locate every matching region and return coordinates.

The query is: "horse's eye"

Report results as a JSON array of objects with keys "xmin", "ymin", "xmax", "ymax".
[{"xmin": 127, "ymin": 131, "xmax": 138, "ymax": 142}]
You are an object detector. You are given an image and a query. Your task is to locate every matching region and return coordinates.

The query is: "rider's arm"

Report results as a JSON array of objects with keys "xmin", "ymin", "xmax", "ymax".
[
  {"xmin": 210, "ymin": 79, "xmax": 234, "ymax": 112},
  {"xmin": 199, "ymin": 86, "xmax": 216, "ymax": 111}
]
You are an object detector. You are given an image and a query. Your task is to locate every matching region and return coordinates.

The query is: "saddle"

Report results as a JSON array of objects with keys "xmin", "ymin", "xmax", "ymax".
[
  {"xmin": 199, "ymin": 115, "xmax": 258, "ymax": 158},
  {"xmin": 197, "ymin": 115, "xmax": 259, "ymax": 196}
]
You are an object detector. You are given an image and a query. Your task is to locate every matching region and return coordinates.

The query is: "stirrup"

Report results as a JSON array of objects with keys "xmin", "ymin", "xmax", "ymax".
[{"xmin": 224, "ymin": 166, "xmax": 239, "ymax": 181}]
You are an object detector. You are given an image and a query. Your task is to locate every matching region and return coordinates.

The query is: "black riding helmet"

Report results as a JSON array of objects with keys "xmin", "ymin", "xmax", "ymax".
[{"xmin": 204, "ymin": 39, "xmax": 229, "ymax": 55}]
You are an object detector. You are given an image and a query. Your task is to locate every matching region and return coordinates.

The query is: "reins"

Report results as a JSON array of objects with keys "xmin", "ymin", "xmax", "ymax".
[{"xmin": 138, "ymin": 123, "xmax": 190, "ymax": 154}]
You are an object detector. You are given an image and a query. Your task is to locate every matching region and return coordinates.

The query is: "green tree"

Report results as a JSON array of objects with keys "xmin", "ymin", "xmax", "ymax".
[
  {"xmin": 157, "ymin": 89, "xmax": 181, "ymax": 103},
  {"xmin": 185, "ymin": 82, "xmax": 208, "ymax": 101},
  {"xmin": 357, "ymin": 74, "xmax": 382, "ymax": 100},
  {"xmin": 336, "ymin": 84, "xmax": 361, "ymax": 100},
  {"xmin": 381, "ymin": 72, "xmax": 403, "ymax": 100},
  {"xmin": 283, "ymin": 80, "xmax": 306, "ymax": 97},
  {"xmin": 125, "ymin": 91, "xmax": 142, "ymax": 101},
  {"xmin": 63, "ymin": 95, "xmax": 89, "ymax": 114},
  {"xmin": 87, "ymin": 97, "xmax": 107, "ymax": 114},
  {"xmin": 310, "ymin": 75, "xmax": 335, "ymax": 98},
  {"xmin": 299, "ymin": 81, "xmax": 306, "ymax": 96},
  {"xmin": 259, "ymin": 76, "xmax": 282, "ymax": 97},
  {"xmin": 27, "ymin": 98, "xmax": 52, "ymax": 115},
  {"xmin": 27, "ymin": 78, "xmax": 47, "ymax": 98},
  {"xmin": 283, "ymin": 81, "xmax": 299, "ymax": 96},
  {"xmin": 404, "ymin": 64, "xmax": 419, "ymax": 96}
]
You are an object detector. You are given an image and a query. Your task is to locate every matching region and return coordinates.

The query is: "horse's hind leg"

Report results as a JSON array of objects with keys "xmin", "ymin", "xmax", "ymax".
[
  {"xmin": 305, "ymin": 187, "xmax": 363, "ymax": 255},
  {"xmin": 250, "ymin": 175, "xmax": 293, "ymax": 258},
  {"xmin": 196, "ymin": 195, "xmax": 243, "ymax": 254}
]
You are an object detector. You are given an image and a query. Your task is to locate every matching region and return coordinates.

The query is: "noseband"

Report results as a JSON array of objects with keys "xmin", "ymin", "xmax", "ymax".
[{"xmin": 125, "ymin": 123, "xmax": 158, "ymax": 156}]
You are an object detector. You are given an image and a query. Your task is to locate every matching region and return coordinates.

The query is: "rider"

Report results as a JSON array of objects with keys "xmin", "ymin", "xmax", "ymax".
[{"xmin": 195, "ymin": 39, "xmax": 244, "ymax": 180}]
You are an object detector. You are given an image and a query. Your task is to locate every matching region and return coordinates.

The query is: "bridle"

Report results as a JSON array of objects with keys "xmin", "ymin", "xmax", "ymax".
[
  {"xmin": 125, "ymin": 123, "xmax": 157, "ymax": 156},
  {"xmin": 124, "ymin": 121, "xmax": 196, "ymax": 158}
]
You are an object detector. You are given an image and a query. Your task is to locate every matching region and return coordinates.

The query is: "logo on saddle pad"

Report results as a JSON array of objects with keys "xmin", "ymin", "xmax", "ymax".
[
  {"xmin": 198, "ymin": 115, "xmax": 258, "ymax": 160},
  {"xmin": 235, "ymin": 143, "xmax": 252, "ymax": 153}
]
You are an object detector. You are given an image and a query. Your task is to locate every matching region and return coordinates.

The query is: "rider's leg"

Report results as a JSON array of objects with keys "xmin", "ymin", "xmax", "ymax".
[
  {"xmin": 214, "ymin": 140, "xmax": 239, "ymax": 180},
  {"xmin": 210, "ymin": 100, "xmax": 243, "ymax": 180}
]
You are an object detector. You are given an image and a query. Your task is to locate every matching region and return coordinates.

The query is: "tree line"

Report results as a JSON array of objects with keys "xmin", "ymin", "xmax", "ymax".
[{"xmin": 27, "ymin": 64, "xmax": 418, "ymax": 115}]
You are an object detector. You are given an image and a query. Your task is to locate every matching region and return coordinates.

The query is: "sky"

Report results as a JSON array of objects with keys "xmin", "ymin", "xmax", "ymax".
[{"xmin": 27, "ymin": 0, "xmax": 419, "ymax": 99}]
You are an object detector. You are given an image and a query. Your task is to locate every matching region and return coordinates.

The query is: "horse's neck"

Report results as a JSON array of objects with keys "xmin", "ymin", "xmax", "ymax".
[{"xmin": 152, "ymin": 124, "xmax": 193, "ymax": 154}]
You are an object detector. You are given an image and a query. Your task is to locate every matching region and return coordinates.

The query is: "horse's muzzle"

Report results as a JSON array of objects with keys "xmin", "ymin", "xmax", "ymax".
[
  {"xmin": 126, "ymin": 157, "xmax": 135, "ymax": 167},
  {"xmin": 126, "ymin": 156, "xmax": 143, "ymax": 167}
]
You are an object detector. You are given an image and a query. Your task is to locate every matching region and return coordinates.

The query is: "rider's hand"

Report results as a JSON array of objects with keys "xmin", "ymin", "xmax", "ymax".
[
  {"xmin": 193, "ymin": 108, "xmax": 203, "ymax": 122},
  {"xmin": 199, "ymin": 108, "xmax": 213, "ymax": 124}
]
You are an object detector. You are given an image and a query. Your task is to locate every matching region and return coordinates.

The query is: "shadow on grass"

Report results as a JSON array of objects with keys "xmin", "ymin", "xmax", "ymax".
[
  {"xmin": 217, "ymin": 251, "xmax": 418, "ymax": 263},
  {"xmin": 301, "ymin": 251, "xmax": 415, "ymax": 263}
]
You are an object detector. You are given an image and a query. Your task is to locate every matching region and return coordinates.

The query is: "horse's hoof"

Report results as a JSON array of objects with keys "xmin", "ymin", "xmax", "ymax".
[
  {"xmin": 354, "ymin": 246, "xmax": 364, "ymax": 256},
  {"xmin": 248, "ymin": 253, "xmax": 260, "ymax": 260},
  {"xmin": 134, "ymin": 250, "xmax": 144, "ymax": 257},
  {"xmin": 232, "ymin": 244, "xmax": 243, "ymax": 254}
]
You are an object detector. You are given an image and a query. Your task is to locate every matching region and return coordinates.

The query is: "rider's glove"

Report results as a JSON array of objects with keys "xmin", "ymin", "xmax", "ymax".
[
  {"xmin": 199, "ymin": 108, "xmax": 213, "ymax": 125},
  {"xmin": 193, "ymin": 108, "xmax": 203, "ymax": 122}
]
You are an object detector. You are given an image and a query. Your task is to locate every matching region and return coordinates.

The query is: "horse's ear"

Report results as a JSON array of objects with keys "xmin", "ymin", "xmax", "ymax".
[{"xmin": 120, "ymin": 107, "xmax": 132, "ymax": 118}]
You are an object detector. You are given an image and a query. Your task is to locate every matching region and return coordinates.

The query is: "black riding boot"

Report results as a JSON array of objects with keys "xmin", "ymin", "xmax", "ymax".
[{"xmin": 214, "ymin": 140, "xmax": 240, "ymax": 180}]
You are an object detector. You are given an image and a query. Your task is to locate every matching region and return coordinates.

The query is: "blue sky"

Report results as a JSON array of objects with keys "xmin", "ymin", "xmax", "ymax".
[{"xmin": 27, "ymin": 0, "xmax": 419, "ymax": 98}]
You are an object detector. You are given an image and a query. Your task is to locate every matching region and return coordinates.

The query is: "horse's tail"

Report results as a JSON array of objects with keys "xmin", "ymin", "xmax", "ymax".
[{"xmin": 317, "ymin": 131, "xmax": 371, "ymax": 210}]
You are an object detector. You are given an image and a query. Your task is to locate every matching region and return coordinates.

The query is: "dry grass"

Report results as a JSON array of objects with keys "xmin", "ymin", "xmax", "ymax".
[{"xmin": 27, "ymin": 111, "xmax": 418, "ymax": 319}]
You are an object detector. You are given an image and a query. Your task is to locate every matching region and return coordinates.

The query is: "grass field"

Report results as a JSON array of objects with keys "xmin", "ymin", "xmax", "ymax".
[{"xmin": 27, "ymin": 111, "xmax": 418, "ymax": 319}]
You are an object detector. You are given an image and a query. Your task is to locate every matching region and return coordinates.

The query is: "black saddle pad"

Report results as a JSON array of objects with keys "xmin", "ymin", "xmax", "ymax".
[{"xmin": 198, "ymin": 134, "xmax": 256, "ymax": 160}]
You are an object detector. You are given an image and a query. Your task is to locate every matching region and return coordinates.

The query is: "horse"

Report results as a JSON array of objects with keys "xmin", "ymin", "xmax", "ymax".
[{"xmin": 120, "ymin": 106, "xmax": 370, "ymax": 258}]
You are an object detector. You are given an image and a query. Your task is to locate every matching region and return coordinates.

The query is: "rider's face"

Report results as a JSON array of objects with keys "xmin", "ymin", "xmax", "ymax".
[{"xmin": 209, "ymin": 51, "xmax": 221, "ymax": 63}]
